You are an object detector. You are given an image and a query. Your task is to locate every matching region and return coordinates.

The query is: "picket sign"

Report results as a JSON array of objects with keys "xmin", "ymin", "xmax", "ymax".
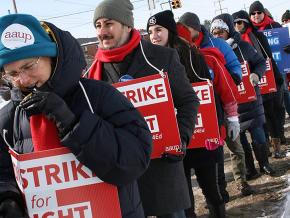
[
  {"xmin": 9, "ymin": 147, "xmax": 122, "ymax": 218},
  {"xmin": 237, "ymin": 61, "xmax": 257, "ymax": 104},
  {"xmin": 188, "ymin": 81, "xmax": 220, "ymax": 149},
  {"xmin": 113, "ymin": 73, "xmax": 182, "ymax": 159},
  {"xmin": 258, "ymin": 58, "xmax": 277, "ymax": 94}
]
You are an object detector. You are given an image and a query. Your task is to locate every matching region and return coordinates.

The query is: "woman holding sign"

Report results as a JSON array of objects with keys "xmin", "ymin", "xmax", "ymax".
[
  {"xmin": 248, "ymin": 1, "xmax": 287, "ymax": 158},
  {"xmin": 0, "ymin": 14, "xmax": 153, "ymax": 218},
  {"xmin": 147, "ymin": 10, "xmax": 243, "ymax": 218},
  {"xmin": 232, "ymin": 9, "xmax": 286, "ymax": 160},
  {"xmin": 210, "ymin": 13, "xmax": 278, "ymax": 180}
]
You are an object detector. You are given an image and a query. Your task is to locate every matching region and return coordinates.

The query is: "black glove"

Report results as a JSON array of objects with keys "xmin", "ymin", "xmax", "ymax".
[
  {"xmin": 161, "ymin": 142, "xmax": 186, "ymax": 162},
  {"xmin": 0, "ymin": 199, "xmax": 27, "ymax": 218},
  {"xmin": 19, "ymin": 91, "xmax": 76, "ymax": 137},
  {"xmin": 283, "ymin": 44, "xmax": 290, "ymax": 54}
]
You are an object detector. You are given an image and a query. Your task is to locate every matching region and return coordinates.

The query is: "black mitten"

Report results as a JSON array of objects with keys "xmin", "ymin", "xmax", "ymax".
[
  {"xmin": 19, "ymin": 91, "xmax": 76, "ymax": 137},
  {"xmin": 161, "ymin": 142, "xmax": 186, "ymax": 162},
  {"xmin": 0, "ymin": 199, "xmax": 28, "ymax": 218}
]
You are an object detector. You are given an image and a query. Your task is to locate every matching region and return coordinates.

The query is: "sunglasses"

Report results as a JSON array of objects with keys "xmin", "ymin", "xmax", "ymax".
[
  {"xmin": 251, "ymin": 11, "xmax": 263, "ymax": 16},
  {"xmin": 282, "ymin": 19, "xmax": 290, "ymax": 23},
  {"xmin": 234, "ymin": 21, "xmax": 244, "ymax": 25}
]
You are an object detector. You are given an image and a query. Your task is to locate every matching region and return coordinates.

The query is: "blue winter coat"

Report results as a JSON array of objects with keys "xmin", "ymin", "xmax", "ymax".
[
  {"xmin": 0, "ymin": 22, "xmax": 152, "ymax": 218},
  {"xmin": 200, "ymin": 25, "xmax": 242, "ymax": 84}
]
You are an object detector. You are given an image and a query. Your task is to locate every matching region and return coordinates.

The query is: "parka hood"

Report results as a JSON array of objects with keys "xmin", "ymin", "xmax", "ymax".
[
  {"xmin": 37, "ymin": 22, "xmax": 86, "ymax": 97},
  {"xmin": 212, "ymin": 13, "xmax": 241, "ymax": 48}
]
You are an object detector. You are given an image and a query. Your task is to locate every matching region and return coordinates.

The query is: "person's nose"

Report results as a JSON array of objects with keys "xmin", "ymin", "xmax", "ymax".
[{"xmin": 17, "ymin": 72, "xmax": 32, "ymax": 86}]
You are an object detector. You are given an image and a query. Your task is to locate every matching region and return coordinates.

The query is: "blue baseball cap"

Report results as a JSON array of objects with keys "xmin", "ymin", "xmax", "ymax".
[{"xmin": 0, "ymin": 14, "xmax": 57, "ymax": 69}]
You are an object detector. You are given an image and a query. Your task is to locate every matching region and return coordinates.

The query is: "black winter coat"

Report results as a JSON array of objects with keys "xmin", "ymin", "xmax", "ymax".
[
  {"xmin": 0, "ymin": 23, "xmax": 152, "ymax": 218},
  {"xmin": 233, "ymin": 38, "xmax": 266, "ymax": 131},
  {"xmin": 214, "ymin": 13, "xmax": 266, "ymax": 132},
  {"xmin": 100, "ymin": 39, "xmax": 199, "ymax": 215}
]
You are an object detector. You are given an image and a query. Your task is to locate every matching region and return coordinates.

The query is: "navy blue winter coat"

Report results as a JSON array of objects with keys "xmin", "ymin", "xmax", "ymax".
[
  {"xmin": 214, "ymin": 13, "xmax": 266, "ymax": 131},
  {"xmin": 0, "ymin": 22, "xmax": 152, "ymax": 218}
]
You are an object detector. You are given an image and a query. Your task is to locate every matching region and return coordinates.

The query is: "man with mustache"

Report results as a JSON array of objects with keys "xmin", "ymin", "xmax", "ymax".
[{"xmin": 89, "ymin": 0, "xmax": 200, "ymax": 217}]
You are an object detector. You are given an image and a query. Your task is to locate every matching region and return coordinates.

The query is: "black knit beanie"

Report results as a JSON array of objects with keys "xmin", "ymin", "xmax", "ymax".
[
  {"xmin": 282, "ymin": 10, "xmax": 290, "ymax": 22},
  {"xmin": 249, "ymin": 1, "xmax": 265, "ymax": 15},
  {"xmin": 178, "ymin": 12, "xmax": 201, "ymax": 32},
  {"xmin": 147, "ymin": 10, "xmax": 177, "ymax": 34}
]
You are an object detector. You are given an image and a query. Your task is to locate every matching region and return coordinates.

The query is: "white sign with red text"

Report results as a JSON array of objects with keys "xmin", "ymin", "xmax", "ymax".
[
  {"xmin": 237, "ymin": 61, "xmax": 257, "ymax": 104},
  {"xmin": 188, "ymin": 81, "xmax": 220, "ymax": 149},
  {"xmin": 9, "ymin": 147, "xmax": 122, "ymax": 218},
  {"xmin": 258, "ymin": 58, "xmax": 277, "ymax": 94},
  {"xmin": 113, "ymin": 73, "xmax": 182, "ymax": 159}
]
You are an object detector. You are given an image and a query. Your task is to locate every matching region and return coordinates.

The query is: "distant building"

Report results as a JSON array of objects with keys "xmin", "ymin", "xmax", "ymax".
[{"xmin": 77, "ymin": 37, "xmax": 98, "ymax": 67}]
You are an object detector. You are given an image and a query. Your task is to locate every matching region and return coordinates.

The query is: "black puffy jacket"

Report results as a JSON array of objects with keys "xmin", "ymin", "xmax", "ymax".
[{"xmin": 0, "ymin": 22, "xmax": 152, "ymax": 218}]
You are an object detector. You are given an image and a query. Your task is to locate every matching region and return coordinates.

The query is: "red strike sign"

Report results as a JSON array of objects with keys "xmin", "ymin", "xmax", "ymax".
[
  {"xmin": 113, "ymin": 73, "xmax": 182, "ymax": 159},
  {"xmin": 188, "ymin": 81, "xmax": 220, "ymax": 149},
  {"xmin": 237, "ymin": 61, "xmax": 257, "ymax": 104},
  {"xmin": 9, "ymin": 148, "xmax": 121, "ymax": 218},
  {"xmin": 258, "ymin": 58, "xmax": 277, "ymax": 94}
]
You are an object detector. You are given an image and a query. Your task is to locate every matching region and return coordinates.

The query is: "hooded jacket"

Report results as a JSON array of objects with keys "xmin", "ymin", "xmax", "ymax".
[
  {"xmin": 232, "ymin": 10, "xmax": 284, "ymax": 90},
  {"xmin": 198, "ymin": 25, "xmax": 242, "ymax": 84},
  {"xmin": 0, "ymin": 22, "xmax": 152, "ymax": 218},
  {"xmin": 213, "ymin": 13, "xmax": 266, "ymax": 131}
]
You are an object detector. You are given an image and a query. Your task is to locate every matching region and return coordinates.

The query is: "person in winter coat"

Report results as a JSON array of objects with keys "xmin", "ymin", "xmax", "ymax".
[
  {"xmin": 249, "ymin": 1, "xmax": 288, "ymax": 154},
  {"xmin": 282, "ymin": 10, "xmax": 290, "ymax": 26},
  {"xmin": 211, "ymin": 13, "xmax": 276, "ymax": 181},
  {"xmin": 178, "ymin": 12, "xmax": 242, "ymax": 85},
  {"xmin": 147, "ymin": 10, "xmax": 240, "ymax": 218},
  {"xmin": 0, "ymin": 13, "xmax": 153, "ymax": 218},
  {"xmin": 89, "ymin": 1, "xmax": 200, "ymax": 217},
  {"xmin": 179, "ymin": 12, "xmax": 255, "ymax": 199}
]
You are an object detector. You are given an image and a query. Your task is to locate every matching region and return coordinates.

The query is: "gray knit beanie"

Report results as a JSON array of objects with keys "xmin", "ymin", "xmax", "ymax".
[
  {"xmin": 178, "ymin": 12, "xmax": 201, "ymax": 32},
  {"xmin": 93, "ymin": 0, "xmax": 134, "ymax": 28}
]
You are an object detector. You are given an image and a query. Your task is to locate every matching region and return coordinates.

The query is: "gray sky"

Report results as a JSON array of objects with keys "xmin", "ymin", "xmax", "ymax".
[{"xmin": 0, "ymin": 0, "xmax": 289, "ymax": 39}]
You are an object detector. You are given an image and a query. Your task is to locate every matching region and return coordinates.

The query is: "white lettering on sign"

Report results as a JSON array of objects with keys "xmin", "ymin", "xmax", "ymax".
[
  {"xmin": 193, "ymin": 85, "xmax": 212, "ymax": 104},
  {"xmin": 272, "ymin": 52, "xmax": 281, "ymax": 61},
  {"xmin": 1, "ymin": 24, "xmax": 35, "ymax": 49},
  {"xmin": 267, "ymin": 37, "xmax": 280, "ymax": 46},
  {"xmin": 144, "ymin": 115, "xmax": 160, "ymax": 133},
  {"xmin": 238, "ymin": 82, "xmax": 245, "ymax": 92},
  {"xmin": 32, "ymin": 202, "xmax": 92, "ymax": 218},
  {"xmin": 258, "ymin": 76, "xmax": 267, "ymax": 85},
  {"xmin": 195, "ymin": 113, "xmax": 203, "ymax": 128},
  {"xmin": 117, "ymin": 78, "xmax": 168, "ymax": 107},
  {"xmin": 241, "ymin": 64, "xmax": 249, "ymax": 76},
  {"xmin": 263, "ymin": 31, "xmax": 272, "ymax": 37},
  {"xmin": 11, "ymin": 154, "xmax": 101, "ymax": 192},
  {"xmin": 265, "ymin": 59, "xmax": 271, "ymax": 71}
]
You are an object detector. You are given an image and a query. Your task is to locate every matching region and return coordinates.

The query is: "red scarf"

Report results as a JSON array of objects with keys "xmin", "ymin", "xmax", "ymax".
[
  {"xmin": 30, "ymin": 115, "xmax": 62, "ymax": 151},
  {"xmin": 176, "ymin": 24, "xmax": 195, "ymax": 47},
  {"xmin": 193, "ymin": 31, "xmax": 204, "ymax": 48},
  {"xmin": 251, "ymin": 14, "xmax": 274, "ymax": 30},
  {"xmin": 241, "ymin": 26, "xmax": 253, "ymax": 45},
  {"xmin": 89, "ymin": 29, "xmax": 141, "ymax": 80}
]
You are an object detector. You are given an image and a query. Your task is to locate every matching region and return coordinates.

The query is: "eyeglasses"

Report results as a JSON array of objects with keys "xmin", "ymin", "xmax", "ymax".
[
  {"xmin": 251, "ymin": 11, "xmax": 263, "ymax": 16},
  {"xmin": 2, "ymin": 57, "xmax": 40, "ymax": 82},
  {"xmin": 212, "ymin": 29, "xmax": 226, "ymax": 36},
  {"xmin": 234, "ymin": 21, "xmax": 244, "ymax": 25}
]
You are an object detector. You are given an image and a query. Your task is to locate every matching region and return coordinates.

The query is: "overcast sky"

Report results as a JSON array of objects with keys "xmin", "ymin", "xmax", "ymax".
[{"xmin": 0, "ymin": 0, "xmax": 289, "ymax": 39}]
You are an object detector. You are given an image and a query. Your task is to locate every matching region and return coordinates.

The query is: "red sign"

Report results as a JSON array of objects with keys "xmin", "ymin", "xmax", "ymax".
[
  {"xmin": 237, "ymin": 61, "xmax": 257, "ymax": 104},
  {"xmin": 188, "ymin": 81, "xmax": 220, "ymax": 149},
  {"xmin": 9, "ymin": 147, "xmax": 121, "ymax": 218},
  {"xmin": 113, "ymin": 73, "xmax": 182, "ymax": 159},
  {"xmin": 258, "ymin": 58, "xmax": 277, "ymax": 94}
]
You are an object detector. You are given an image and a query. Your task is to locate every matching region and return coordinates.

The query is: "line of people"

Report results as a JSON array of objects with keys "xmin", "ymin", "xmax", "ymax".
[{"xmin": 0, "ymin": 0, "xmax": 290, "ymax": 218}]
